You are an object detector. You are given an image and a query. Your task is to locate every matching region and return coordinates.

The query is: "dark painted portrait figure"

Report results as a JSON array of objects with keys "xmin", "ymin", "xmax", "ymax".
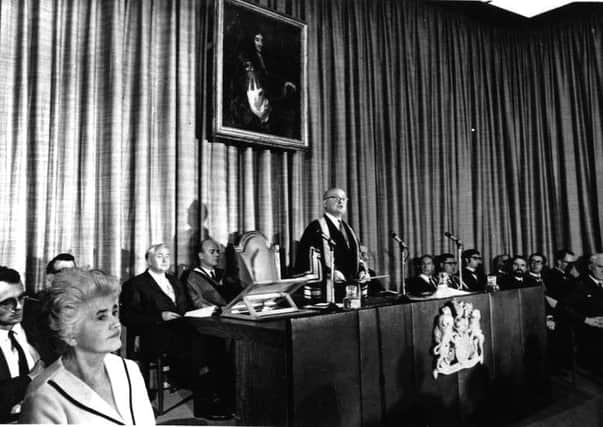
[{"xmin": 221, "ymin": 4, "xmax": 302, "ymax": 140}]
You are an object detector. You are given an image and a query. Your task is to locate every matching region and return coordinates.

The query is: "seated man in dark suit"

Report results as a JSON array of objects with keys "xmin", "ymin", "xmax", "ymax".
[
  {"xmin": 438, "ymin": 253, "xmax": 460, "ymax": 289},
  {"xmin": 407, "ymin": 255, "xmax": 438, "ymax": 296},
  {"xmin": 461, "ymin": 249, "xmax": 486, "ymax": 291},
  {"xmin": 186, "ymin": 239, "xmax": 241, "ymax": 308},
  {"xmin": 499, "ymin": 255, "xmax": 531, "ymax": 289},
  {"xmin": 491, "ymin": 253, "xmax": 511, "ymax": 286},
  {"xmin": 560, "ymin": 253, "xmax": 603, "ymax": 375},
  {"xmin": 545, "ymin": 249, "xmax": 578, "ymax": 301},
  {"xmin": 120, "ymin": 243, "xmax": 231, "ymax": 419},
  {"xmin": 526, "ymin": 252, "xmax": 547, "ymax": 287},
  {"xmin": 0, "ymin": 267, "xmax": 45, "ymax": 422},
  {"xmin": 295, "ymin": 187, "xmax": 368, "ymax": 302},
  {"xmin": 120, "ymin": 243, "xmax": 189, "ymax": 361}
]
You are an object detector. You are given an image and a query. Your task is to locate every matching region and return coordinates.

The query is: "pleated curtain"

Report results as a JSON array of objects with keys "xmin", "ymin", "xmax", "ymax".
[{"xmin": 1, "ymin": 0, "xmax": 602, "ymax": 292}]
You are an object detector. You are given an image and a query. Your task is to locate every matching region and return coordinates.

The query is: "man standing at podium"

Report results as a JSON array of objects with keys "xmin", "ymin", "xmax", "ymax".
[{"xmin": 295, "ymin": 187, "xmax": 367, "ymax": 301}]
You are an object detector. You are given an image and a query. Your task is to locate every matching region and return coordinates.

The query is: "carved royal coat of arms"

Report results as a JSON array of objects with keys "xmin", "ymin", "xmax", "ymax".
[{"xmin": 433, "ymin": 299, "xmax": 485, "ymax": 379}]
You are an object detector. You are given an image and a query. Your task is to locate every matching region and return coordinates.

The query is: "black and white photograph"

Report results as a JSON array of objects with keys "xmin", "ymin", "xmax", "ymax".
[{"xmin": 1, "ymin": 0, "xmax": 602, "ymax": 425}]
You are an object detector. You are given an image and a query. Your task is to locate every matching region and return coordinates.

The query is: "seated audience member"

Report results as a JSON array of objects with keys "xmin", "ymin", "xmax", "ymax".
[
  {"xmin": 31, "ymin": 253, "xmax": 78, "ymax": 364},
  {"xmin": 120, "ymin": 243, "xmax": 231, "ymax": 419},
  {"xmin": 120, "ymin": 243, "xmax": 189, "ymax": 364},
  {"xmin": 491, "ymin": 254, "xmax": 511, "ymax": 285},
  {"xmin": 46, "ymin": 253, "xmax": 76, "ymax": 276},
  {"xmin": 186, "ymin": 239, "xmax": 241, "ymax": 309},
  {"xmin": 295, "ymin": 187, "xmax": 368, "ymax": 302},
  {"xmin": 20, "ymin": 268, "xmax": 155, "ymax": 424},
  {"xmin": 461, "ymin": 249, "xmax": 486, "ymax": 291},
  {"xmin": 500, "ymin": 255, "xmax": 532, "ymax": 289},
  {"xmin": 0, "ymin": 267, "xmax": 45, "ymax": 423},
  {"xmin": 406, "ymin": 255, "xmax": 437, "ymax": 296},
  {"xmin": 438, "ymin": 253, "xmax": 460, "ymax": 288},
  {"xmin": 526, "ymin": 252, "xmax": 547, "ymax": 287},
  {"xmin": 544, "ymin": 249, "xmax": 578, "ymax": 301},
  {"xmin": 561, "ymin": 253, "xmax": 603, "ymax": 375},
  {"xmin": 359, "ymin": 245, "xmax": 385, "ymax": 297}
]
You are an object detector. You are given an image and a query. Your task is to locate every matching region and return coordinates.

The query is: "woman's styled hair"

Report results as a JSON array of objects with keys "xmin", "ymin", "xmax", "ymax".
[{"xmin": 44, "ymin": 268, "xmax": 120, "ymax": 350}]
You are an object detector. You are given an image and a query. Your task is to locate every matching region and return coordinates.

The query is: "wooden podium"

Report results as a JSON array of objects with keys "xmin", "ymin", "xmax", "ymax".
[{"xmin": 186, "ymin": 286, "xmax": 549, "ymax": 426}]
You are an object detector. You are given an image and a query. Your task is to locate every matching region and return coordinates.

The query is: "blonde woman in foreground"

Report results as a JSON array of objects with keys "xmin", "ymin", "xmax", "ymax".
[{"xmin": 20, "ymin": 268, "xmax": 155, "ymax": 424}]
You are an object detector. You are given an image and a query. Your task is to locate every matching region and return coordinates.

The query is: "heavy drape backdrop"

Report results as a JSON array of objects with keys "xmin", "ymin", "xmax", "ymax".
[{"xmin": 1, "ymin": 0, "xmax": 601, "ymax": 291}]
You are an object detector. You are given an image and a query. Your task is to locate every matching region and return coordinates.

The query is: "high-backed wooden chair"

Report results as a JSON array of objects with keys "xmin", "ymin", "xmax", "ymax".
[
  {"xmin": 224, "ymin": 231, "xmax": 321, "ymax": 319},
  {"xmin": 234, "ymin": 231, "xmax": 321, "ymax": 285}
]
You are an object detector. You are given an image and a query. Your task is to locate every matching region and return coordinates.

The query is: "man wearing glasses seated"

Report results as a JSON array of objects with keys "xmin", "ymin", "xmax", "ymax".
[
  {"xmin": 438, "ymin": 253, "xmax": 461, "ymax": 289},
  {"xmin": 0, "ymin": 267, "xmax": 45, "ymax": 422},
  {"xmin": 295, "ymin": 187, "xmax": 368, "ymax": 302},
  {"xmin": 461, "ymin": 249, "xmax": 486, "ymax": 291}
]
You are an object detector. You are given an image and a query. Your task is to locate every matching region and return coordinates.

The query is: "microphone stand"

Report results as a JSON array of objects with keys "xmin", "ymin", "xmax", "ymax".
[
  {"xmin": 326, "ymin": 241, "xmax": 336, "ymax": 304},
  {"xmin": 457, "ymin": 240, "xmax": 465, "ymax": 290},
  {"xmin": 393, "ymin": 241, "xmax": 408, "ymax": 296},
  {"xmin": 318, "ymin": 231, "xmax": 338, "ymax": 309}
]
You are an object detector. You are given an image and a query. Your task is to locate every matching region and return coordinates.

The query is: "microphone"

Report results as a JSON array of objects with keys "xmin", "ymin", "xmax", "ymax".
[
  {"xmin": 391, "ymin": 232, "xmax": 408, "ymax": 249},
  {"xmin": 444, "ymin": 232, "xmax": 461, "ymax": 243},
  {"xmin": 318, "ymin": 230, "xmax": 336, "ymax": 247}
]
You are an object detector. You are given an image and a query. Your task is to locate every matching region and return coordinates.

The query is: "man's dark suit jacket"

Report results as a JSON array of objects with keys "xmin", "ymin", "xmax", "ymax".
[
  {"xmin": 120, "ymin": 270, "xmax": 189, "ymax": 360},
  {"xmin": 461, "ymin": 268, "xmax": 485, "ymax": 291},
  {"xmin": 0, "ymin": 310, "xmax": 44, "ymax": 423},
  {"xmin": 560, "ymin": 275, "xmax": 603, "ymax": 372},
  {"xmin": 184, "ymin": 268, "xmax": 241, "ymax": 309},
  {"xmin": 295, "ymin": 215, "xmax": 359, "ymax": 281},
  {"xmin": 499, "ymin": 275, "xmax": 540, "ymax": 290},
  {"xmin": 406, "ymin": 275, "xmax": 437, "ymax": 296},
  {"xmin": 0, "ymin": 335, "xmax": 31, "ymax": 421},
  {"xmin": 544, "ymin": 268, "xmax": 576, "ymax": 300}
]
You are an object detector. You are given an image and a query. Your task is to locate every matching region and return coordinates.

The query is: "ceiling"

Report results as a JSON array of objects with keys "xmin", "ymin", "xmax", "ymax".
[{"xmin": 429, "ymin": 0, "xmax": 603, "ymax": 18}]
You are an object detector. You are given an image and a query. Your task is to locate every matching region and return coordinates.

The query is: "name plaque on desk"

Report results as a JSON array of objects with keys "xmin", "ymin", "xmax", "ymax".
[{"xmin": 432, "ymin": 299, "xmax": 485, "ymax": 379}]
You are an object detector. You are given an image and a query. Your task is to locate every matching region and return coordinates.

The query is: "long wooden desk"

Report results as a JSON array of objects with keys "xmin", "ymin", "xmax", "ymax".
[{"xmin": 186, "ymin": 286, "xmax": 549, "ymax": 426}]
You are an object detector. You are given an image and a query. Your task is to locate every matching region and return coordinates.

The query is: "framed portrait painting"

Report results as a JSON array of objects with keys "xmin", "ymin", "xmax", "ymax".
[{"xmin": 214, "ymin": 0, "xmax": 308, "ymax": 150}]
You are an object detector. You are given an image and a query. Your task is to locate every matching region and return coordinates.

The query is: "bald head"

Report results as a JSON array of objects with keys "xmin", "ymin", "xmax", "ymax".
[
  {"xmin": 589, "ymin": 253, "xmax": 603, "ymax": 281},
  {"xmin": 198, "ymin": 239, "xmax": 220, "ymax": 269},
  {"xmin": 323, "ymin": 187, "xmax": 348, "ymax": 218}
]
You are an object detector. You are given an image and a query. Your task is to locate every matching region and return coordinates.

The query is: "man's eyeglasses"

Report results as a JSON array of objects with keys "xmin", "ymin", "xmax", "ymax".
[
  {"xmin": 325, "ymin": 196, "xmax": 348, "ymax": 203},
  {"xmin": 443, "ymin": 261, "xmax": 458, "ymax": 265},
  {"xmin": 0, "ymin": 294, "xmax": 35, "ymax": 311},
  {"xmin": 470, "ymin": 256, "xmax": 482, "ymax": 260}
]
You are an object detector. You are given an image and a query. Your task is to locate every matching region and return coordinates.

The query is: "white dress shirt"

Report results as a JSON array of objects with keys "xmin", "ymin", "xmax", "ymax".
[
  {"xmin": 325, "ymin": 212, "xmax": 343, "ymax": 229},
  {"xmin": 0, "ymin": 324, "xmax": 38, "ymax": 378},
  {"xmin": 148, "ymin": 270, "xmax": 176, "ymax": 303}
]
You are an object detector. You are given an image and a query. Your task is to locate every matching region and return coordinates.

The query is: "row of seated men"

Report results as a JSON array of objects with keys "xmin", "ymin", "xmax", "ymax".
[{"xmin": 406, "ymin": 251, "xmax": 571, "ymax": 295}]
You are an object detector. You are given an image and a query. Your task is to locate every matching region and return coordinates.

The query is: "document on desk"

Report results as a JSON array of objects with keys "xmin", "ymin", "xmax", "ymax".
[{"xmin": 184, "ymin": 305, "xmax": 218, "ymax": 318}]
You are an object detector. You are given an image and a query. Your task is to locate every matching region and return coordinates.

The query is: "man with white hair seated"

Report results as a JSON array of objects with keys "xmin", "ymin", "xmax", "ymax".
[{"xmin": 561, "ymin": 253, "xmax": 603, "ymax": 375}]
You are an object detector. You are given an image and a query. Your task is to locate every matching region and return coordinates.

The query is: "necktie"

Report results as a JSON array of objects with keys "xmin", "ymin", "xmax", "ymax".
[
  {"xmin": 8, "ymin": 330, "xmax": 29, "ymax": 377},
  {"xmin": 210, "ymin": 270, "xmax": 216, "ymax": 281},
  {"xmin": 338, "ymin": 221, "xmax": 350, "ymax": 248},
  {"xmin": 430, "ymin": 277, "xmax": 438, "ymax": 289}
]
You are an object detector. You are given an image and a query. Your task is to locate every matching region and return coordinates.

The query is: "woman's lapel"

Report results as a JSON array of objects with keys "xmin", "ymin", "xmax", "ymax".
[{"xmin": 56, "ymin": 355, "xmax": 126, "ymax": 423}]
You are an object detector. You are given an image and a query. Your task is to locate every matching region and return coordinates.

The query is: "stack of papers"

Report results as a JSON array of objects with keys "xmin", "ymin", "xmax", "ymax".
[{"xmin": 184, "ymin": 305, "xmax": 218, "ymax": 318}]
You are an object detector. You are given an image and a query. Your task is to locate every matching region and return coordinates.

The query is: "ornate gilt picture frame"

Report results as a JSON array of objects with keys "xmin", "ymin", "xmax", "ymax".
[{"xmin": 214, "ymin": 0, "xmax": 308, "ymax": 150}]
